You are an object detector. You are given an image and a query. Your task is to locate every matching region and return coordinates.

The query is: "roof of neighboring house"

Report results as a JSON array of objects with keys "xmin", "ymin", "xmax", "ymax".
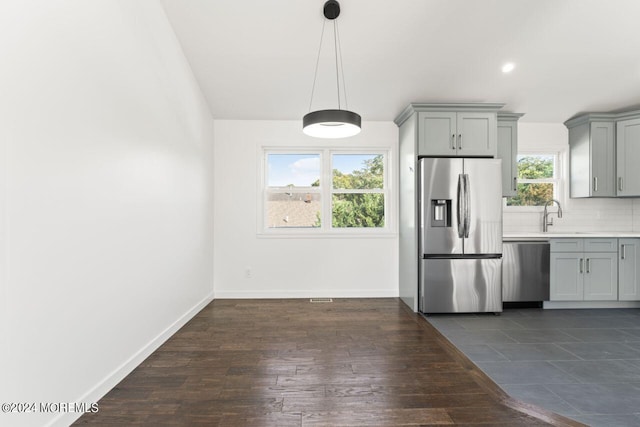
[{"xmin": 266, "ymin": 193, "xmax": 321, "ymax": 228}]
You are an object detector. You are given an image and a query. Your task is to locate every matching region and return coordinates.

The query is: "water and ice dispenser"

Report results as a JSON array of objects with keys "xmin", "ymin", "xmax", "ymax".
[{"xmin": 430, "ymin": 199, "xmax": 451, "ymax": 227}]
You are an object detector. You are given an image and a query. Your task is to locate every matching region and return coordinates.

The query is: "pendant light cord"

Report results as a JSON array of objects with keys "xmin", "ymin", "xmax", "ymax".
[
  {"xmin": 308, "ymin": 19, "xmax": 326, "ymax": 113},
  {"xmin": 333, "ymin": 20, "xmax": 341, "ymax": 110},
  {"xmin": 335, "ymin": 20, "xmax": 348, "ymax": 111},
  {"xmin": 308, "ymin": 14, "xmax": 349, "ymax": 112}
]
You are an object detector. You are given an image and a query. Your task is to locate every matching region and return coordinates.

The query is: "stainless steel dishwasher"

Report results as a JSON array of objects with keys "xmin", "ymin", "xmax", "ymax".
[{"xmin": 502, "ymin": 241, "xmax": 550, "ymax": 302}]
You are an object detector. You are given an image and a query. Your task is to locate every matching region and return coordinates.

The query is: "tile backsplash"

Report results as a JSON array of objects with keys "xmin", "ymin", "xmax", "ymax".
[{"xmin": 504, "ymin": 198, "xmax": 637, "ymax": 233}]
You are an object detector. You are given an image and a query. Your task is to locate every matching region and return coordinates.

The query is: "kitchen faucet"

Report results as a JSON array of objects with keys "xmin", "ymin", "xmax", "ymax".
[{"xmin": 542, "ymin": 199, "xmax": 563, "ymax": 232}]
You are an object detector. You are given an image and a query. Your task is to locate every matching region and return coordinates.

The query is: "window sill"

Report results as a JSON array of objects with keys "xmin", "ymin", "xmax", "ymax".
[{"xmin": 257, "ymin": 230, "xmax": 398, "ymax": 239}]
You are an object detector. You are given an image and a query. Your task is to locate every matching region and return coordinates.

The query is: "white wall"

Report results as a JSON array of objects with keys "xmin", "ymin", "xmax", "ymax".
[
  {"xmin": 213, "ymin": 120, "xmax": 398, "ymax": 298},
  {"xmin": 0, "ymin": 2, "xmax": 214, "ymax": 426},
  {"xmin": 504, "ymin": 122, "xmax": 638, "ymax": 233}
]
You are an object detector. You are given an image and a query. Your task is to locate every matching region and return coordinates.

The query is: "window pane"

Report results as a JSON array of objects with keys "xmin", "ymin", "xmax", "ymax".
[
  {"xmin": 267, "ymin": 154, "xmax": 320, "ymax": 187},
  {"xmin": 332, "ymin": 154, "xmax": 383, "ymax": 189},
  {"xmin": 332, "ymin": 193, "xmax": 385, "ymax": 228},
  {"xmin": 517, "ymin": 155, "xmax": 554, "ymax": 179},
  {"xmin": 506, "ymin": 183, "xmax": 554, "ymax": 206},
  {"xmin": 266, "ymin": 192, "xmax": 321, "ymax": 228}
]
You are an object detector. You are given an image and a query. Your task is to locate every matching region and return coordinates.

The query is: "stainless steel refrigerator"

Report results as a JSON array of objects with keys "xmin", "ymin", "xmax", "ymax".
[{"xmin": 418, "ymin": 158, "xmax": 503, "ymax": 314}]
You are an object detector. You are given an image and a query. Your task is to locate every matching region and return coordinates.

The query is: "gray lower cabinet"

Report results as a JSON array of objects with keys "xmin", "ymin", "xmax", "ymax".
[
  {"xmin": 550, "ymin": 252, "xmax": 583, "ymax": 300},
  {"xmin": 583, "ymin": 252, "xmax": 618, "ymax": 300},
  {"xmin": 619, "ymin": 238, "xmax": 640, "ymax": 300},
  {"xmin": 550, "ymin": 238, "xmax": 618, "ymax": 301},
  {"xmin": 616, "ymin": 118, "xmax": 640, "ymax": 196},
  {"xmin": 497, "ymin": 113, "xmax": 523, "ymax": 197}
]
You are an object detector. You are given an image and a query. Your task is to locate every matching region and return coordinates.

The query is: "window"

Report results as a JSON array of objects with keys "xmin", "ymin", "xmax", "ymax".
[
  {"xmin": 332, "ymin": 154, "xmax": 385, "ymax": 228},
  {"xmin": 263, "ymin": 149, "xmax": 389, "ymax": 233},
  {"xmin": 506, "ymin": 153, "xmax": 559, "ymax": 207},
  {"xmin": 265, "ymin": 153, "xmax": 321, "ymax": 228}
]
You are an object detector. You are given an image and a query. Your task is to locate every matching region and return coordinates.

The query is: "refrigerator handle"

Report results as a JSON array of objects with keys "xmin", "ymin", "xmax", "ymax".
[
  {"xmin": 463, "ymin": 174, "xmax": 470, "ymax": 238},
  {"xmin": 456, "ymin": 174, "xmax": 464, "ymax": 238}
]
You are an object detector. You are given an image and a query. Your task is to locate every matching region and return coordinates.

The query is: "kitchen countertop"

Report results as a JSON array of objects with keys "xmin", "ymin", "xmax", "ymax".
[{"xmin": 504, "ymin": 232, "xmax": 640, "ymax": 241}]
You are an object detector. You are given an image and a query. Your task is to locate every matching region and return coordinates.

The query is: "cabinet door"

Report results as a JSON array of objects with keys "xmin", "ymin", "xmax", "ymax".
[
  {"xmin": 457, "ymin": 113, "xmax": 497, "ymax": 157},
  {"xmin": 583, "ymin": 253, "xmax": 618, "ymax": 301},
  {"xmin": 590, "ymin": 122, "xmax": 615, "ymax": 197},
  {"xmin": 418, "ymin": 112, "xmax": 457, "ymax": 156},
  {"xmin": 619, "ymin": 239, "xmax": 640, "ymax": 301},
  {"xmin": 497, "ymin": 121, "xmax": 517, "ymax": 197},
  {"xmin": 568, "ymin": 122, "xmax": 590, "ymax": 198},
  {"xmin": 550, "ymin": 252, "xmax": 584, "ymax": 300},
  {"xmin": 616, "ymin": 118, "xmax": 640, "ymax": 196}
]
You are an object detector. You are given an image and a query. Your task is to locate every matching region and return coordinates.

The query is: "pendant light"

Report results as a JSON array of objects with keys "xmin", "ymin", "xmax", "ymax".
[{"xmin": 303, "ymin": 0, "xmax": 361, "ymax": 139}]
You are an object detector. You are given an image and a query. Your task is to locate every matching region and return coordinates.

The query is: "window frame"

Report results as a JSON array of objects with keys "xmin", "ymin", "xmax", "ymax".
[
  {"xmin": 504, "ymin": 151, "xmax": 563, "ymax": 212},
  {"xmin": 260, "ymin": 147, "xmax": 393, "ymax": 237}
]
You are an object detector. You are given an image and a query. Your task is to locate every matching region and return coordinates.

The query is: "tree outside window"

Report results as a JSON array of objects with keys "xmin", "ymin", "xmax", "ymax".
[
  {"xmin": 506, "ymin": 154, "xmax": 557, "ymax": 206},
  {"xmin": 331, "ymin": 154, "xmax": 385, "ymax": 228}
]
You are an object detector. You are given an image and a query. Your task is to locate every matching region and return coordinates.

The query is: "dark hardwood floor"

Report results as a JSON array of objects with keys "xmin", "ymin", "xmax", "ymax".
[{"xmin": 76, "ymin": 299, "xmax": 585, "ymax": 426}]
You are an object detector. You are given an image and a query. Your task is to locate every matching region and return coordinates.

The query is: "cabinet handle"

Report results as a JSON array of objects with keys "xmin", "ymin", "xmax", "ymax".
[
  {"xmin": 621, "ymin": 244, "xmax": 626, "ymax": 260},
  {"xmin": 458, "ymin": 134, "xmax": 462, "ymax": 150},
  {"xmin": 593, "ymin": 177, "xmax": 598, "ymax": 192},
  {"xmin": 513, "ymin": 177, "xmax": 517, "ymax": 191},
  {"xmin": 579, "ymin": 258, "xmax": 583, "ymax": 274},
  {"xmin": 451, "ymin": 134, "xmax": 456, "ymax": 150},
  {"xmin": 619, "ymin": 177, "xmax": 623, "ymax": 191},
  {"xmin": 586, "ymin": 258, "xmax": 590, "ymax": 273}
]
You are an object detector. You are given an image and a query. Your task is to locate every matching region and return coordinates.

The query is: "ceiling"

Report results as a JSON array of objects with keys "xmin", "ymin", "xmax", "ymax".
[{"xmin": 162, "ymin": 0, "xmax": 640, "ymax": 124}]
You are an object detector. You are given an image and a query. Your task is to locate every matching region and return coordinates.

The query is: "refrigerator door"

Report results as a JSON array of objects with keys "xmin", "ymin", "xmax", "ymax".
[
  {"xmin": 462, "ymin": 159, "xmax": 503, "ymax": 255},
  {"xmin": 420, "ymin": 258, "xmax": 502, "ymax": 313},
  {"xmin": 419, "ymin": 158, "xmax": 463, "ymax": 255}
]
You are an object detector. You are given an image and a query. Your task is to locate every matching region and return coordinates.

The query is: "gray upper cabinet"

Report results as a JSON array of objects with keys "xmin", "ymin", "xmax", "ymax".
[
  {"xmin": 418, "ymin": 112, "xmax": 457, "ymax": 156},
  {"xmin": 616, "ymin": 117, "xmax": 640, "ymax": 196},
  {"xmin": 565, "ymin": 115, "xmax": 615, "ymax": 198},
  {"xmin": 590, "ymin": 122, "xmax": 616, "ymax": 197},
  {"xmin": 565, "ymin": 109, "xmax": 640, "ymax": 199},
  {"xmin": 497, "ymin": 113, "xmax": 523, "ymax": 197},
  {"xmin": 393, "ymin": 104, "xmax": 503, "ymax": 158},
  {"xmin": 456, "ymin": 112, "xmax": 497, "ymax": 156},
  {"xmin": 418, "ymin": 111, "xmax": 497, "ymax": 157}
]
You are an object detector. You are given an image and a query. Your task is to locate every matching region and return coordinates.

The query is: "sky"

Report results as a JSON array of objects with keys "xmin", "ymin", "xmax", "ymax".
[{"xmin": 267, "ymin": 153, "xmax": 376, "ymax": 187}]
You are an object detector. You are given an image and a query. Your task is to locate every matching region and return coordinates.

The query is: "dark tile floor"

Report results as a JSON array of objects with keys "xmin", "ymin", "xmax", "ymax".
[{"xmin": 426, "ymin": 308, "xmax": 640, "ymax": 427}]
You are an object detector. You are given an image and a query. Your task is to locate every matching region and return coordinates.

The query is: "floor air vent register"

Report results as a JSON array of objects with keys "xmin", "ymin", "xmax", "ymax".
[{"xmin": 309, "ymin": 298, "xmax": 333, "ymax": 303}]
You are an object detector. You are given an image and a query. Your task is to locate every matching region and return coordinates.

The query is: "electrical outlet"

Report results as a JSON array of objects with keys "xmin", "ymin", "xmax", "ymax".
[{"xmin": 245, "ymin": 267, "xmax": 252, "ymax": 279}]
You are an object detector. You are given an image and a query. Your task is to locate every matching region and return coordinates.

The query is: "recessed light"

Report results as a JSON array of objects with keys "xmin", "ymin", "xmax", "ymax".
[{"xmin": 502, "ymin": 62, "xmax": 515, "ymax": 73}]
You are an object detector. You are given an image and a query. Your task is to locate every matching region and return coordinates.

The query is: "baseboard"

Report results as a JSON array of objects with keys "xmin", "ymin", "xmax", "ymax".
[
  {"xmin": 50, "ymin": 292, "xmax": 214, "ymax": 427},
  {"xmin": 543, "ymin": 300, "xmax": 640, "ymax": 309},
  {"xmin": 214, "ymin": 289, "xmax": 399, "ymax": 299}
]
